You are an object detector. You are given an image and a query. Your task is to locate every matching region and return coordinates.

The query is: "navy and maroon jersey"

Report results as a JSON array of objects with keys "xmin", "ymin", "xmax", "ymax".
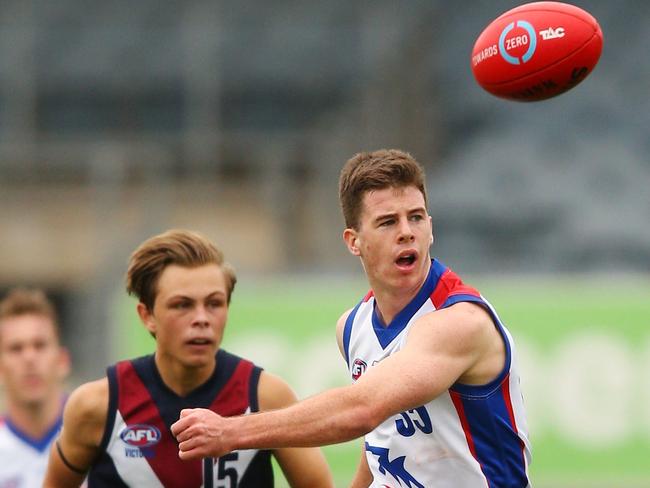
[{"xmin": 87, "ymin": 349, "xmax": 273, "ymax": 488}]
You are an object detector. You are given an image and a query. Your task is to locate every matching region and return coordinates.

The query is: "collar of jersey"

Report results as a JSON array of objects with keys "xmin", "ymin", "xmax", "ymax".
[
  {"xmin": 4, "ymin": 410, "xmax": 63, "ymax": 453},
  {"xmin": 371, "ymin": 259, "xmax": 439, "ymax": 349}
]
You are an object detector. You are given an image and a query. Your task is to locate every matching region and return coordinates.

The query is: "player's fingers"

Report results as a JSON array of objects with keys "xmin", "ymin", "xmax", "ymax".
[
  {"xmin": 179, "ymin": 408, "xmax": 195, "ymax": 418},
  {"xmin": 170, "ymin": 419, "xmax": 185, "ymax": 437},
  {"xmin": 178, "ymin": 446, "xmax": 202, "ymax": 461},
  {"xmin": 177, "ymin": 436, "xmax": 198, "ymax": 453},
  {"xmin": 171, "ymin": 415, "xmax": 195, "ymax": 437},
  {"xmin": 178, "ymin": 436, "xmax": 215, "ymax": 460}
]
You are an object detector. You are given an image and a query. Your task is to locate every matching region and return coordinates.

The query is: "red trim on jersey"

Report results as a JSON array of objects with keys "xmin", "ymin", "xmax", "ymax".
[
  {"xmin": 430, "ymin": 269, "xmax": 481, "ymax": 309},
  {"xmin": 500, "ymin": 374, "xmax": 527, "ymax": 467},
  {"xmin": 450, "ymin": 390, "xmax": 490, "ymax": 484},
  {"xmin": 363, "ymin": 290, "xmax": 374, "ymax": 302},
  {"xmin": 116, "ymin": 361, "xmax": 203, "ymax": 487},
  {"xmin": 208, "ymin": 359, "xmax": 253, "ymax": 415}
]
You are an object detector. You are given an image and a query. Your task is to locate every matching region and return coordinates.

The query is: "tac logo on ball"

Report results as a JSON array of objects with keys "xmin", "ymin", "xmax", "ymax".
[
  {"xmin": 470, "ymin": 1, "xmax": 603, "ymax": 101},
  {"xmin": 498, "ymin": 20, "xmax": 537, "ymax": 65}
]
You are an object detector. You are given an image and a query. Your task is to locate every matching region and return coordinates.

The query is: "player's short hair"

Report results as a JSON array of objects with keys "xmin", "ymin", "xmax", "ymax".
[
  {"xmin": 0, "ymin": 288, "xmax": 60, "ymax": 341},
  {"xmin": 126, "ymin": 229, "xmax": 237, "ymax": 311},
  {"xmin": 338, "ymin": 149, "xmax": 428, "ymax": 230}
]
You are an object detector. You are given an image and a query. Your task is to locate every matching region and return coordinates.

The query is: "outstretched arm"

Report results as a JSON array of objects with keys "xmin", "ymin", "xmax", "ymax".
[
  {"xmin": 172, "ymin": 302, "xmax": 497, "ymax": 459},
  {"xmin": 43, "ymin": 379, "xmax": 108, "ymax": 488}
]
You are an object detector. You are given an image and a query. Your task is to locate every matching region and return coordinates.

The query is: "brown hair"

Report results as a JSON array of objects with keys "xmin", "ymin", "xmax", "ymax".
[
  {"xmin": 338, "ymin": 149, "xmax": 428, "ymax": 229},
  {"xmin": 126, "ymin": 229, "xmax": 237, "ymax": 311},
  {"xmin": 0, "ymin": 288, "xmax": 60, "ymax": 340}
]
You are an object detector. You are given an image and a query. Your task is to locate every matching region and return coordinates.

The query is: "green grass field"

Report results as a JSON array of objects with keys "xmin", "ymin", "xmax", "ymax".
[{"xmin": 116, "ymin": 275, "xmax": 650, "ymax": 487}]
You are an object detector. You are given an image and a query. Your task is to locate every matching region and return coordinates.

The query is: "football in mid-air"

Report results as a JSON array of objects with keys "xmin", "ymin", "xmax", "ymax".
[{"xmin": 471, "ymin": 1, "xmax": 603, "ymax": 101}]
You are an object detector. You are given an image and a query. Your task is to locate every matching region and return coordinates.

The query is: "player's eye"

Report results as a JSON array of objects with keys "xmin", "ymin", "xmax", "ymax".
[{"xmin": 207, "ymin": 299, "xmax": 225, "ymax": 309}]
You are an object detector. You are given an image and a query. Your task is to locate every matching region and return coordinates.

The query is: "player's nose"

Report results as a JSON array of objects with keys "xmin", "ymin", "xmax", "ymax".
[
  {"xmin": 397, "ymin": 219, "xmax": 415, "ymax": 242},
  {"xmin": 192, "ymin": 305, "xmax": 210, "ymax": 326}
]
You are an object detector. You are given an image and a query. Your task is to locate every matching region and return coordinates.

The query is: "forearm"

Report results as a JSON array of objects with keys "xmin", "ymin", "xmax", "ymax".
[{"xmin": 227, "ymin": 384, "xmax": 376, "ymax": 451}]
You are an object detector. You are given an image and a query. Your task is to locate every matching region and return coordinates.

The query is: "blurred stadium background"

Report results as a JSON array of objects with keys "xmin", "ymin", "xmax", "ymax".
[{"xmin": 0, "ymin": 0, "xmax": 648, "ymax": 486}]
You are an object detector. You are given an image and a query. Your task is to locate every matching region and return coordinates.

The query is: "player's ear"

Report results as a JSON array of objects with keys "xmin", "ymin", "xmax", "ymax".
[
  {"xmin": 343, "ymin": 228, "xmax": 361, "ymax": 256},
  {"xmin": 57, "ymin": 347, "xmax": 72, "ymax": 380},
  {"xmin": 137, "ymin": 302, "xmax": 157, "ymax": 336}
]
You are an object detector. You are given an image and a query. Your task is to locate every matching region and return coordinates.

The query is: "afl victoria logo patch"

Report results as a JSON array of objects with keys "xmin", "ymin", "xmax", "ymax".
[{"xmin": 120, "ymin": 424, "xmax": 161, "ymax": 448}]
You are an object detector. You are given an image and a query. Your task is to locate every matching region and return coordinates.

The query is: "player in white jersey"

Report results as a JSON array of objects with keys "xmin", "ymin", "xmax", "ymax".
[
  {"xmin": 0, "ymin": 288, "xmax": 70, "ymax": 488},
  {"xmin": 172, "ymin": 149, "xmax": 532, "ymax": 487},
  {"xmin": 0, "ymin": 417, "xmax": 62, "ymax": 488},
  {"xmin": 343, "ymin": 258, "xmax": 531, "ymax": 486}
]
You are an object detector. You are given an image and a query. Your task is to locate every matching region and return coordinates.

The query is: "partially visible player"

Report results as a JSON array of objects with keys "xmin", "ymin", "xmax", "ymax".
[
  {"xmin": 43, "ymin": 229, "xmax": 333, "ymax": 488},
  {"xmin": 0, "ymin": 287, "xmax": 71, "ymax": 487},
  {"xmin": 172, "ymin": 149, "xmax": 532, "ymax": 487}
]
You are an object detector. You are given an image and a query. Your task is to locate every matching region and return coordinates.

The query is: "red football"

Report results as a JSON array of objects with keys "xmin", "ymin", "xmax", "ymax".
[{"xmin": 471, "ymin": 1, "xmax": 603, "ymax": 101}]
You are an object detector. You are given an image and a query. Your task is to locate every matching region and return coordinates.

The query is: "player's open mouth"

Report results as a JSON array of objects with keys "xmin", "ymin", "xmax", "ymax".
[
  {"xmin": 186, "ymin": 338, "xmax": 213, "ymax": 346},
  {"xmin": 395, "ymin": 251, "xmax": 417, "ymax": 268}
]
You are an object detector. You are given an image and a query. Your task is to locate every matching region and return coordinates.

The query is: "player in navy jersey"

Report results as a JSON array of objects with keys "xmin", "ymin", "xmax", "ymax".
[
  {"xmin": 173, "ymin": 149, "xmax": 532, "ymax": 487},
  {"xmin": 43, "ymin": 229, "xmax": 333, "ymax": 488},
  {"xmin": 0, "ymin": 288, "xmax": 71, "ymax": 488}
]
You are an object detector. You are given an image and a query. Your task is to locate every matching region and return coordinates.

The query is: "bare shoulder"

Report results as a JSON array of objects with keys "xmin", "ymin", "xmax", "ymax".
[
  {"xmin": 409, "ymin": 301, "xmax": 505, "ymax": 385},
  {"xmin": 63, "ymin": 378, "xmax": 109, "ymax": 442},
  {"xmin": 412, "ymin": 301, "xmax": 494, "ymax": 345},
  {"xmin": 335, "ymin": 308, "xmax": 353, "ymax": 335},
  {"xmin": 446, "ymin": 301, "xmax": 494, "ymax": 334},
  {"xmin": 335, "ymin": 308, "xmax": 354, "ymax": 354},
  {"xmin": 257, "ymin": 370, "xmax": 298, "ymax": 411},
  {"xmin": 49, "ymin": 378, "xmax": 108, "ymax": 479}
]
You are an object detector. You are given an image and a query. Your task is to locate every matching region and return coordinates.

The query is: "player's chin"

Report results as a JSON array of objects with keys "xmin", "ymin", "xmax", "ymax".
[
  {"xmin": 182, "ymin": 350, "xmax": 217, "ymax": 367},
  {"xmin": 20, "ymin": 392, "xmax": 50, "ymax": 407}
]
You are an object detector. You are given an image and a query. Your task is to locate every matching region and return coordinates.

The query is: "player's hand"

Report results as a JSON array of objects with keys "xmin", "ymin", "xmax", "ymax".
[{"xmin": 171, "ymin": 408, "xmax": 230, "ymax": 460}]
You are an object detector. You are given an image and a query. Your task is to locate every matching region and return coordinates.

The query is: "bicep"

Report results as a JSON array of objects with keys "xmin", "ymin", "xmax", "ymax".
[
  {"xmin": 45, "ymin": 379, "xmax": 108, "ymax": 483},
  {"xmin": 354, "ymin": 305, "xmax": 485, "ymax": 418}
]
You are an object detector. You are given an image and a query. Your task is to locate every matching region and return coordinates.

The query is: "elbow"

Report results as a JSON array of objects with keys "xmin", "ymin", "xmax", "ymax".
[
  {"xmin": 351, "ymin": 399, "xmax": 386, "ymax": 436},
  {"xmin": 335, "ymin": 385, "xmax": 389, "ymax": 439}
]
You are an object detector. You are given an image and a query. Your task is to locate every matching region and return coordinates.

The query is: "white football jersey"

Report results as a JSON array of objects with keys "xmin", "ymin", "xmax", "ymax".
[
  {"xmin": 0, "ymin": 415, "xmax": 62, "ymax": 488},
  {"xmin": 343, "ymin": 259, "xmax": 532, "ymax": 488}
]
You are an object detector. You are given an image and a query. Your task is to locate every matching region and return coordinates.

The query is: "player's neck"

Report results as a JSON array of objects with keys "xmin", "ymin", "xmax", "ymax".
[
  {"xmin": 154, "ymin": 352, "xmax": 216, "ymax": 397},
  {"xmin": 373, "ymin": 292, "xmax": 415, "ymax": 326},
  {"xmin": 6, "ymin": 391, "xmax": 63, "ymax": 440},
  {"xmin": 373, "ymin": 284, "xmax": 422, "ymax": 326},
  {"xmin": 371, "ymin": 263, "xmax": 431, "ymax": 326}
]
